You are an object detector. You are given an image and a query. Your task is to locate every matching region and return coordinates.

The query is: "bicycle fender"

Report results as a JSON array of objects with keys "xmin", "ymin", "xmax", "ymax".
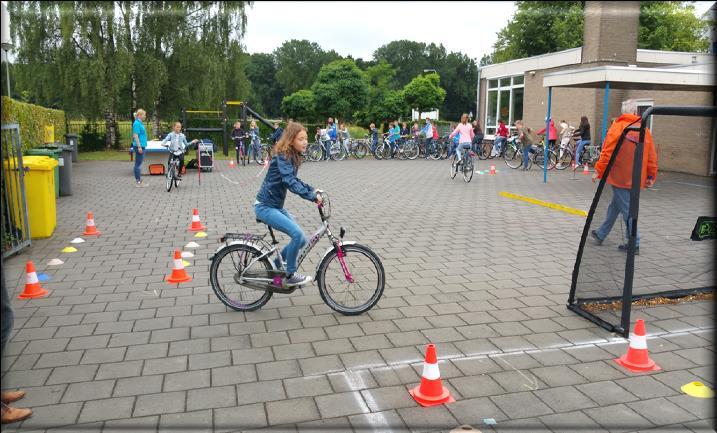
[{"xmin": 315, "ymin": 241, "xmax": 357, "ymax": 276}]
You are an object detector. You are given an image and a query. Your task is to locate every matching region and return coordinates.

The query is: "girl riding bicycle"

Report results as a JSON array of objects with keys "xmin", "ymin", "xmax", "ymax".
[
  {"xmin": 255, "ymin": 122, "xmax": 323, "ymax": 288},
  {"xmin": 161, "ymin": 121, "xmax": 197, "ymax": 178},
  {"xmin": 449, "ymin": 114, "xmax": 475, "ymax": 163}
]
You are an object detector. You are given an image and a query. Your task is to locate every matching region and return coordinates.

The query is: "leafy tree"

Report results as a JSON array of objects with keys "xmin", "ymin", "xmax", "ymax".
[
  {"xmin": 281, "ymin": 90, "xmax": 315, "ymax": 122},
  {"xmin": 639, "ymin": 1, "xmax": 710, "ymax": 51},
  {"xmin": 245, "ymin": 53, "xmax": 282, "ymax": 117},
  {"xmin": 311, "ymin": 59, "xmax": 369, "ymax": 121},
  {"xmin": 274, "ymin": 39, "xmax": 341, "ymax": 95},
  {"xmin": 371, "ymin": 90, "xmax": 409, "ymax": 125},
  {"xmin": 490, "ymin": 1, "xmax": 710, "ymax": 62},
  {"xmin": 402, "ymin": 72, "xmax": 446, "ymax": 120}
]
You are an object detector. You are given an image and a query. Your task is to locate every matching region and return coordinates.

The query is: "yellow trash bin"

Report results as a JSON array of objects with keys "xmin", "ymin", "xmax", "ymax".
[{"xmin": 21, "ymin": 156, "xmax": 58, "ymax": 238}]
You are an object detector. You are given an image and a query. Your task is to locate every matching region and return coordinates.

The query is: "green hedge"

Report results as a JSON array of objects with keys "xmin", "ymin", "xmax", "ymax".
[{"xmin": 0, "ymin": 97, "xmax": 67, "ymax": 151}]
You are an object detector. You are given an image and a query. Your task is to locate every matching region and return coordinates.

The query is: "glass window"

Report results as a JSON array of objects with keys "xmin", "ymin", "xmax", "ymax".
[
  {"xmin": 486, "ymin": 127, "xmax": 496, "ymax": 135},
  {"xmin": 499, "ymin": 90, "xmax": 510, "ymax": 123},
  {"xmin": 499, "ymin": 78, "xmax": 510, "ymax": 88},
  {"xmin": 488, "ymin": 79, "xmax": 498, "ymax": 89},
  {"xmin": 511, "ymin": 87, "xmax": 524, "ymax": 122},
  {"xmin": 486, "ymin": 91, "xmax": 498, "ymax": 128},
  {"xmin": 512, "ymin": 75, "xmax": 524, "ymax": 85}
]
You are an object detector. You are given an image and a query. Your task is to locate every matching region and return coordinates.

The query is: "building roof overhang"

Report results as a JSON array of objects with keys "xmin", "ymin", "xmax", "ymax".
[{"xmin": 542, "ymin": 65, "xmax": 715, "ymax": 91}]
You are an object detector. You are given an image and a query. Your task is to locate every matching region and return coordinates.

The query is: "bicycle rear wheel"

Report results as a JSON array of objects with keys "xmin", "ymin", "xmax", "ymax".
[
  {"xmin": 463, "ymin": 157, "xmax": 474, "ymax": 183},
  {"xmin": 307, "ymin": 143, "xmax": 322, "ymax": 162},
  {"xmin": 504, "ymin": 146, "xmax": 523, "ymax": 169},
  {"xmin": 316, "ymin": 244, "xmax": 385, "ymax": 315},
  {"xmin": 406, "ymin": 141, "xmax": 419, "ymax": 160},
  {"xmin": 556, "ymin": 148, "xmax": 573, "ymax": 170},
  {"xmin": 449, "ymin": 155, "xmax": 459, "ymax": 179},
  {"xmin": 535, "ymin": 149, "xmax": 557, "ymax": 170},
  {"xmin": 209, "ymin": 244, "xmax": 273, "ymax": 312},
  {"xmin": 353, "ymin": 141, "xmax": 368, "ymax": 159}
]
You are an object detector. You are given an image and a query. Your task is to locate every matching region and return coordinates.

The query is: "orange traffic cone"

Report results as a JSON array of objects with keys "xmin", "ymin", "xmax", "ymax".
[
  {"xmin": 582, "ymin": 163, "xmax": 589, "ymax": 175},
  {"xmin": 229, "ymin": 159, "xmax": 235, "ymax": 168},
  {"xmin": 188, "ymin": 208, "xmax": 206, "ymax": 232},
  {"xmin": 615, "ymin": 319, "xmax": 661, "ymax": 373},
  {"xmin": 18, "ymin": 261, "xmax": 49, "ymax": 299},
  {"xmin": 409, "ymin": 344, "xmax": 455, "ymax": 407},
  {"xmin": 489, "ymin": 165, "xmax": 496, "ymax": 175},
  {"xmin": 82, "ymin": 212, "xmax": 101, "ymax": 236},
  {"xmin": 166, "ymin": 250, "xmax": 192, "ymax": 284}
]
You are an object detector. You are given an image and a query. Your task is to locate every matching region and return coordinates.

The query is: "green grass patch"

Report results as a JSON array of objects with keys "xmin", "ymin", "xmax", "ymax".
[{"xmin": 79, "ymin": 150, "xmax": 133, "ymax": 161}]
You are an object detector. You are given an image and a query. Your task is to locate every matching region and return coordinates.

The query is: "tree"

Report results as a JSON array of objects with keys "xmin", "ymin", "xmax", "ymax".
[
  {"xmin": 402, "ymin": 73, "xmax": 446, "ymax": 120},
  {"xmin": 281, "ymin": 90, "xmax": 315, "ymax": 122},
  {"xmin": 490, "ymin": 1, "xmax": 710, "ymax": 63},
  {"xmin": 372, "ymin": 90, "xmax": 409, "ymax": 125},
  {"xmin": 311, "ymin": 59, "xmax": 369, "ymax": 121},
  {"xmin": 245, "ymin": 53, "xmax": 283, "ymax": 117},
  {"xmin": 274, "ymin": 40, "xmax": 341, "ymax": 95}
]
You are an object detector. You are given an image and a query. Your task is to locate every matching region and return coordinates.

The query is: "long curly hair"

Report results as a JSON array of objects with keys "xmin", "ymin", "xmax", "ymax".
[{"xmin": 273, "ymin": 121, "xmax": 305, "ymax": 167}]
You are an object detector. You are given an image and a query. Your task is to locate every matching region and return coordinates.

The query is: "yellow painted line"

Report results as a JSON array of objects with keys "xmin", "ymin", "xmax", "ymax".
[
  {"xmin": 225, "ymin": 101, "xmax": 243, "ymax": 106},
  {"xmin": 499, "ymin": 191, "xmax": 587, "ymax": 217}
]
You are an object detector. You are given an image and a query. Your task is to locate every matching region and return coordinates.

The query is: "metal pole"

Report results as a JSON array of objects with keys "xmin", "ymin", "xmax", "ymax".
[
  {"xmin": 3, "ymin": 50, "xmax": 10, "ymax": 97},
  {"xmin": 602, "ymin": 82, "xmax": 610, "ymax": 145},
  {"xmin": 544, "ymin": 87, "xmax": 552, "ymax": 184}
]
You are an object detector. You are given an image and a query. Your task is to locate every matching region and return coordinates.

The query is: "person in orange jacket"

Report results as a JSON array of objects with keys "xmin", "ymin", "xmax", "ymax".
[{"xmin": 590, "ymin": 99, "xmax": 658, "ymax": 254}]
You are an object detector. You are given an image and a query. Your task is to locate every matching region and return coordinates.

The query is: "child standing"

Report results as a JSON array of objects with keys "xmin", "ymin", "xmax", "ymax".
[
  {"xmin": 231, "ymin": 121, "xmax": 246, "ymax": 163},
  {"xmin": 249, "ymin": 120, "xmax": 261, "ymax": 163},
  {"xmin": 255, "ymin": 122, "xmax": 322, "ymax": 287}
]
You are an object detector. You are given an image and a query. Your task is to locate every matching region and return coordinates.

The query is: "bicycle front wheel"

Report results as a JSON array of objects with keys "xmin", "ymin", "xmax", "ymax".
[
  {"xmin": 406, "ymin": 141, "xmax": 419, "ymax": 160},
  {"xmin": 556, "ymin": 148, "xmax": 573, "ymax": 170},
  {"xmin": 307, "ymin": 143, "xmax": 322, "ymax": 162},
  {"xmin": 316, "ymin": 244, "xmax": 385, "ymax": 315},
  {"xmin": 504, "ymin": 147, "xmax": 523, "ymax": 169},
  {"xmin": 449, "ymin": 155, "xmax": 459, "ymax": 179},
  {"xmin": 354, "ymin": 142, "xmax": 368, "ymax": 159},
  {"xmin": 209, "ymin": 244, "xmax": 273, "ymax": 312},
  {"xmin": 166, "ymin": 165, "xmax": 174, "ymax": 192},
  {"xmin": 535, "ymin": 149, "xmax": 557, "ymax": 170}
]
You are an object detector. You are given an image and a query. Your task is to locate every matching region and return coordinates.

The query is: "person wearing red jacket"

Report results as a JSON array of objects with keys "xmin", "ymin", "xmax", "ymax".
[
  {"xmin": 493, "ymin": 119, "xmax": 509, "ymax": 156},
  {"xmin": 590, "ymin": 99, "xmax": 658, "ymax": 254},
  {"xmin": 537, "ymin": 118, "xmax": 558, "ymax": 149}
]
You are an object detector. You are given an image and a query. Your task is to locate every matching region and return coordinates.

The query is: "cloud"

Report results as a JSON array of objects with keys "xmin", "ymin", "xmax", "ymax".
[{"xmin": 242, "ymin": 1, "xmax": 518, "ymax": 61}]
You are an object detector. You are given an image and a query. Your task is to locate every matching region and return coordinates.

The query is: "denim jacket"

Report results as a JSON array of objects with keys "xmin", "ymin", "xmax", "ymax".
[{"xmin": 256, "ymin": 154, "xmax": 317, "ymax": 208}]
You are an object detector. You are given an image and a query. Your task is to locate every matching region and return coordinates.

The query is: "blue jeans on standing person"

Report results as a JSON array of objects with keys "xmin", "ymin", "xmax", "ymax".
[
  {"xmin": 595, "ymin": 186, "xmax": 640, "ymax": 247},
  {"xmin": 523, "ymin": 144, "xmax": 534, "ymax": 169},
  {"xmin": 133, "ymin": 148, "xmax": 145, "ymax": 182},
  {"xmin": 493, "ymin": 137, "xmax": 506, "ymax": 155},
  {"xmin": 575, "ymin": 139, "xmax": 591, "ymax": 165},
  {"xmin": 255, "ymin": 204, "xmax": 307, "ymax": 275}
]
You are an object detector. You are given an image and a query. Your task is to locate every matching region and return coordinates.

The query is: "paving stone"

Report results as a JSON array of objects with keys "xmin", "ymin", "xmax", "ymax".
[
  {"xmin": 615, "ymin": 376, "xmax": 680, "ymax": 399},
  {"xmin": 18, "ymin": 402, "xmax": 82, "ymax": 430},
  {"xmin": 315, "ymin": 391, "xmax": 370, "ymax": 418},
  {"xmin": 46, "ymin": 364, "xmax": 99, "ymax": 385},
  {"xmin": 312, "ymin": 338, "xmax": 356, "ymax": 356},
  {"xmin": 289, "ymin": 327, "xmax": 329, "ymax": 344},
  {"xmin": 134, "ymin": 391, "xmax": 186, "ymax": 417},
  {"xmin": 236, "ymin": 380, "xmax": 286, "ymax": 405},
  {"xmin": 534, "ymin": 385, "xmax": 598, "ymax": 412},
  {"xmin": 169, "ymin": 338, "xmax": 210, "ymax": 356},
  {"xmin": 328, "ymin": 369, "xmax": 378, "ymax": 392},
  {"xmin": 211, "ymin": 364, "xmax": 258, "ymax": 386},
  {"xmin": 158, "ymin": 409, "xmax": 213, "ymax": 433},
  {"xmin": 359, "ymin": 385, "xmax": 416, "ymax": 412},
  {"xmin": 397, "ymin": 404, "xmax": 459, "ymax": 432},
  {"xmin": 266, "ymin": 397, "xmax": 320, "ymax": 425},
  {"xmin": 299, "ymin": 355, "xmax": 344, "ymax": 376},
  {"xmin": 272, "ymin": 342, "xmax": 315, "ymax": 361},
  {"xmin": 113, "ymin": 374, "xmax": 164, "ymax": 397},
  {"xmin": 232, "ymin": 347, "xmax": 275, "ymax": 365},
  {"xmin": 61, "ymin": 379, "xmax": 116, "ymax": 403},
  {"xmin": 584, "ymin": 403, "xmax": 655, "ymax": 432},
  {"xmin": 78, "ymin": 396, "xmax": 135, "ymax": 423},
  {"xmin": 108, "ymin": 331, "xmax": 150, "ymax": 347},
  {"xmin": 210, "ymin": 335, "xmax": 252, "ymax": 352},
  {"xmin": 150, "ymin": 327, "xmax": 190, "ymax": 343},
  {"xmin": 80, "ymin": 347, "xmax": 126, "ymax": 364},
  {"xmin": 539, "ymin": 411, "xmax": 607, "ymax": 433},
  {"xmin": 11, "ymin": 384, "xmax": 66, "ymax": 407},
  {"xmin": 627, "ymin": 397, "xmax": 698, "ymax": 426},
  {"xmin": 35, "ymin": 350, "xmax": 83, "ymax": 368},
  {"xmin": 102, "ymin": 416, "xmax": 159, "ymax": 433},
  {"xmin": 187, "ymin": 385, "xmax": 236, "ymax": 411},
  {"xmin": 577, "ymin": 381, "xmax": 641, "ymax": 406},
  {"xmin": 189, "ymin": 351, "xmax": 231, "ymax": 370},
  {"xmin": 284, "ymin": 375, "xmax": 333, "ymax": 398},
  {"xmin": 125, "ymin": 342, "xmax": 169, "ymax": 360},
  {"xmin": 163, "ymin": 369, "xmax": 210, "ymax": 392},
  {"xmin": 340, "ymin": 350, "xmax": 386, "ymax": 370},
  {"xmin": 530, "ymin": 365, "xmax": 588, "ymax": 387},
  {"xmin": 491, "ymin": 391, "xmax": 554, "ymax": 419},
  {"xmin": 667, "ymin": 394, "xmax": 713, "ymax": 419},
  {"xmin": 143, "ymin": 355, "xmax": 187, "ymax": 375},
  {"xmin": 214, "ymin": 403, "xmax": 267, "ymax": 432},
  {"xmin": 449, "ymin": 374, "xmax": 506, "ymax": 398},
  {"xmin": 445, "ymin": 396, "xmax": 510, "ymax": 427},
  {"xmin": 569, "ymin": 360, "xmax": 627, "ymax": 382},
  {"xmin": 22, "ymin": 338, "xmax": 70, "ymax": 354}
]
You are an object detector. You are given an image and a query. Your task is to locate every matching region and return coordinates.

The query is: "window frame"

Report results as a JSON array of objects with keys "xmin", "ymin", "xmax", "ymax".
[{"xmin": 485, "ymin": 74, "xmax": 525, "ymax": 137}]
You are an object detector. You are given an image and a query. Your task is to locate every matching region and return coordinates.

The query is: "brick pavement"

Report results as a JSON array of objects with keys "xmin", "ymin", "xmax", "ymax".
[{"xmin": 1, "ymin": 157, "xmax": 714, "ymax": 432}]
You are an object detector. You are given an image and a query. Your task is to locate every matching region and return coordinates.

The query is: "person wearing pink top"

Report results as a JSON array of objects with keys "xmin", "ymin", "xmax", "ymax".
[{"xmin": 449, "ymin": 114, "xmax": 475, "ymax": 163}]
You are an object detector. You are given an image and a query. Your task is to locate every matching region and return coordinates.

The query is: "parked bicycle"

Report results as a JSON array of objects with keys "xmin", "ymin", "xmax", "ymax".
[{"xmin": 209, "ymin": 192, "xmax": 385, "ymax": 315}]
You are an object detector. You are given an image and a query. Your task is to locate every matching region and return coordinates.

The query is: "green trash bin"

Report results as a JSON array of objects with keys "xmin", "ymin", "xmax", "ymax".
[{"xmin": 25, "ymin": 148, "xmax": 60, "ymax": 198}]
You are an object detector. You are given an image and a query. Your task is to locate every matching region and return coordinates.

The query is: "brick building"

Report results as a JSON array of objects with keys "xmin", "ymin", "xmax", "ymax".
[{"xmin": 476, "ymin": 1, "xmax": 715, "ymax": 176}]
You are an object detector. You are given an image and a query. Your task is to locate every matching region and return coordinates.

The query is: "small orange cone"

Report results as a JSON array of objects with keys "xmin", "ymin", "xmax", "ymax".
[
  {"xmin": 19, "ymin": 261, "xmax": 49, "ymax": 299},
  {"xmin": 229, "ymin": 159, "xmax": 235, "ymax": 168},
  {"xmin": 582, "ymin": 163, "xmax": 589, "ymax": 175},
  {"xmin": 82, "ymin": 212, "xmax": 101, "ymax": 236},
  {"xmin": 166, "ymin": 250, "xmax": 192, "ymax": 284},
  {"xmin": 615, "ymin": 319, "xmax": 661, "ymax": 373},
  {"xmin": 409, "ymin": 344, "xmax": 455, "ymax": 407},
  {"xmin": 489, "ymin": 165, "xmax": 496, "ymax": 175},
  {"xmin": 188, "ymin": 208, "xmax": 206, "ymax": 232}
]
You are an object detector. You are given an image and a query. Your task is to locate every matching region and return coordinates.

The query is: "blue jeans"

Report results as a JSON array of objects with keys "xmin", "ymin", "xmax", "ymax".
[
  {"xmin": 255, "ymin": 204, "xmax": 307, "ymax": 275},
  {"xmin": 455, "ymin": 142, "xmax": 471, "ymax": 161},
  {"xmin": 1, "ymin": 261, "xmax": 13, "ymax": 356},
  {"xmin": 523, "ymin": 144, "xmax": 534, "ymax": 169},
  {"xmin": 596, "ymin": 186, "xmax": 639, "ymax": 247},
  {"xmin": 575, "ymin": 139, "xmax": 591, "ymax": 165},
  {"xmin": 133, "ymin": 148, "xmax": 145, "ymax": 181},
  {"xmin": 424, "ymin": 138, "xmax": 435, "ymax": 158}
]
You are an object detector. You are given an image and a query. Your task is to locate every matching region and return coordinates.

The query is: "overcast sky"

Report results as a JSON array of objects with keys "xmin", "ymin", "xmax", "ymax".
[{"xmin": 242, "ymin": 1, "xmax": 716, "ymax": 61}]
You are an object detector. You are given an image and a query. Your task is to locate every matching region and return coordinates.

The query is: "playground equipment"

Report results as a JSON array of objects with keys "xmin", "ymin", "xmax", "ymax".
[{"xmin": 181, "ymin": 100, "xmax": 277, "ymax": 156}]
